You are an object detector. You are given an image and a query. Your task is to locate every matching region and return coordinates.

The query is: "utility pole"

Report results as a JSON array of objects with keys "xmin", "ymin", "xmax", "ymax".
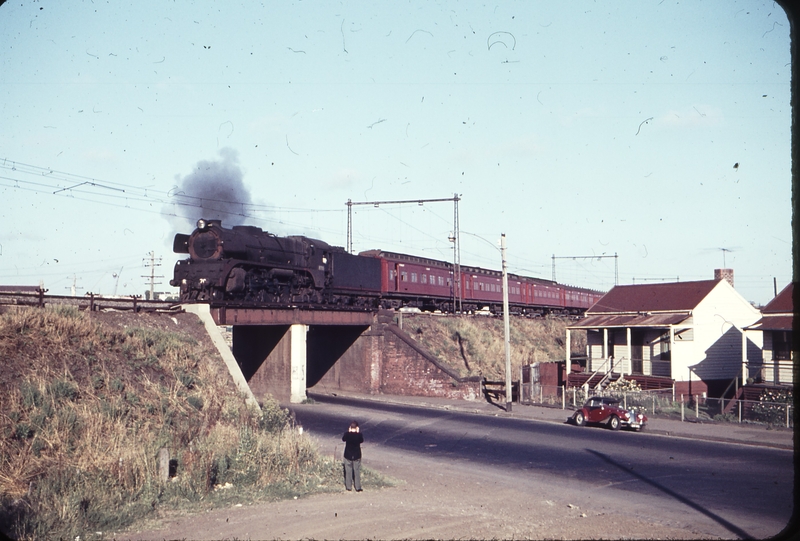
[
  {"xmin": 67, "ymin": 274, "xmax": 83, "ymax": 296},
  {"xmin": 501, "ymin": 234, "xmax": 512, "ymax": 413},
  {"xmin": 142, "ymin": 252, "xmax": 163, "ymax": 300},
  {"xmin": 112, "ymin": 267, "xmax": 123, "ymax": 296}
]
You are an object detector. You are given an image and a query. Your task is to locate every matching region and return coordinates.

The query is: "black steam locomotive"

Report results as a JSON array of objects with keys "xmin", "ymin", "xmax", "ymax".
[
  {"xmin": 170, "ymin": 219, "xmax": 380, "ymax": 308},
  {"xmin": 170, "ymin": 219, "xmax": 604, "ymax": 314}
]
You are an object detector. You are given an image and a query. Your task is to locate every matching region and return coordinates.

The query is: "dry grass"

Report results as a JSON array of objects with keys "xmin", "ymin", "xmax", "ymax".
[
  {"xmin": 401, "ymin": 313, "xmax": 585, "ymax": 380},
  {"xmin": 0, "ymin": 306, "xmax": 391, "ymax": 541}
]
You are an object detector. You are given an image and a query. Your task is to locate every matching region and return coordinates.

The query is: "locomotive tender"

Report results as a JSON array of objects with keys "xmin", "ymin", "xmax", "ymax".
[{"xmin": 170, "ymin": 219, "xmax": 603, "ymax": 314}]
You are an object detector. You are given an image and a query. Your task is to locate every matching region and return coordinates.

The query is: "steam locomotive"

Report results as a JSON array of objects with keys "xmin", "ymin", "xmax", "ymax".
[{"xmin": 170, "ymin": 219, "xmax": 604, "ymax": 315}]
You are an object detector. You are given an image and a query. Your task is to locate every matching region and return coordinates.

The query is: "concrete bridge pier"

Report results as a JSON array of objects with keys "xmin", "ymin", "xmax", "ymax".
[{"xmin": 214, "ymin": 307, "xmax": 375, "ymax": 404}]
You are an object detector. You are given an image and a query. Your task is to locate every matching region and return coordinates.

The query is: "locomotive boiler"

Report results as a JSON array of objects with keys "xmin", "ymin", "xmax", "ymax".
[{"xmin": 170, "ymin": 219, "xmax": 380, "ymax": 306}]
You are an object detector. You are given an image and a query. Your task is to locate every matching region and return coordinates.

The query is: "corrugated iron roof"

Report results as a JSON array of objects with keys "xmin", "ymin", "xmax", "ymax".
[
  {"xmin": 569, "ymin": 312, "xmax": 691, "ymax": 329},
  {"xmin": 746, "ymin": 314, "xmax": 793, "ymax": 331},
  {"xmin": 587, "ymin": 280, "xmax": 719, "ymax": 313},
  {"xmin": 762, "ymin": 283, "xmax": 793, "ymax": 314}
]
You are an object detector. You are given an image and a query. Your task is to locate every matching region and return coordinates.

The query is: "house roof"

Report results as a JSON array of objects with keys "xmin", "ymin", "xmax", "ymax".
[
  {"xmin": 747, "ymin": 315, "xmax": 793, "ymax": 332},
  {"xmin": 762, "ymin": 283, "xmax": 794, "ymax": 314},
  {"xmin": 587, "ymin": 280, "xmax": 720, "ymax": 314},
  {"xmin": 569, "ymin": 312, "xmax": 691, "ymax": 329}
]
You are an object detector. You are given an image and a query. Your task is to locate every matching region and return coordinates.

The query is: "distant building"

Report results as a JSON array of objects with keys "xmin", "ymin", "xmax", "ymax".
[
  {"xmin": 566, "ymin": 270, "xmax": 763, "ymax": 398},
  {"xmin": 744, "ymin": 283, "xmax": 794, "ymax": 386}
]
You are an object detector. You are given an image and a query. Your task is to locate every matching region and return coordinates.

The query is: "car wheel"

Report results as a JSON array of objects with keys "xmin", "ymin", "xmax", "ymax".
[
  {"xmin": 608, "ymin": 415, "xmax": 621, "ymax": 430},
  {"xmin": 573, "ymin": 411, "xmax": 586, "ymax": 426}
]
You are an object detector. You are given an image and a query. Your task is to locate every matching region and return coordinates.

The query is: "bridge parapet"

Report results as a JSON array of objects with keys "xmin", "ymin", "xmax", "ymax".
[{"xmin": 210, "ymin": 306, "xmax": 375, "ymax": 326}]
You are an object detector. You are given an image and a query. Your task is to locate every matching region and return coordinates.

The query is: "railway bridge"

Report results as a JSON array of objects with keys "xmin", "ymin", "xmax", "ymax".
[{"xmin": 184, "ymin": 304, "xmax": 378, "ymax": 405}]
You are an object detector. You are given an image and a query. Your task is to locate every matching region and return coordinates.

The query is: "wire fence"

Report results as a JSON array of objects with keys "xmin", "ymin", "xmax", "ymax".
[{"xmin": 520, "ymin": 383, "xmax": 794, "ymax": 428}]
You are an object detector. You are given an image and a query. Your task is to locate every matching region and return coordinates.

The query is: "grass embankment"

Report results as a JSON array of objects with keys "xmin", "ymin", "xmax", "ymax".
[
  {"xmin": 0, "ymin": 306, "xmax": 391, "ymax": 540},
  {"xmin": 400, "ymin": 313, "xmax": 586, "ymax": 380}
]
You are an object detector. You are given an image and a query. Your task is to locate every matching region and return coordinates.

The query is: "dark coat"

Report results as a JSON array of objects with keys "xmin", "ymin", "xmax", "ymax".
[{"xmin": 342, "ymin": 431, "xmax": 364, "ymax": 461}]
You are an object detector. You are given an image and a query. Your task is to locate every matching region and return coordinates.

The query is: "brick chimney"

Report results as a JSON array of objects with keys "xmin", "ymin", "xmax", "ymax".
[{"xmin": 714, "ymin": 268, "xmax": 734, "ymax": 287}]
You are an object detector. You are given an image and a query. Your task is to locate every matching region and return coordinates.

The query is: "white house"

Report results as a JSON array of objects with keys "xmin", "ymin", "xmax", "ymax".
[{"xmin": 566, "ymin": 271, "xmax": 763, "ymax": 397}]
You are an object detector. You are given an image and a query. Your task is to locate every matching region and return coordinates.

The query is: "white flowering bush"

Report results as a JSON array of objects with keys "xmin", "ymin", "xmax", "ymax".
[
  {"xmin": 751, "ymin": 388, "xmax": 792, "ymax": 425},
  {"xmin": 605, "ymin": 376, "xmax": 642, "ymax": 393}
]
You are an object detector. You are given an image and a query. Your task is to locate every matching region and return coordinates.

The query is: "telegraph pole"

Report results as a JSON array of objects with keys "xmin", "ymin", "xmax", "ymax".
[
  {"xmin": 501, "ymin": 234, "xmax": 512, "ymax": 413},
  {"xmin": 142, "ymin": 252, "xmax": 163, "ymax": 300}
]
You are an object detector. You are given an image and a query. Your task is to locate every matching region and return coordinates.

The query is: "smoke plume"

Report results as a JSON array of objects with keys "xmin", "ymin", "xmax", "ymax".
[{"xmin": 165, "ymin": 147, "xmax": 253, "ymax": 230}]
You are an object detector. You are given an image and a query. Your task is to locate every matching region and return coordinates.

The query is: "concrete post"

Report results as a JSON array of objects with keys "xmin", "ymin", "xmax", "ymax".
[
  {"xmin": 290, "ymin": 324, "xmax": 308, "ymax": 403},
  {"xmin": 741, "ymin": 328, "xmax": 748, "ymax": 385},
  {"xmin": 158, "ymin": 448, "xmax": 170, "ymax": 483},
  {"xmin": 625, "ymin": 327, "xmax": 631, "ymax": 375},
  {"xmin": 565, "ymin": 328, "xmax": 571, "ymax": 375}
]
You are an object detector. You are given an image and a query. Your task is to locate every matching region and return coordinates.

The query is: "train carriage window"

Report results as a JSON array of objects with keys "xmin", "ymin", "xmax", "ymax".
[
  {"xmin": 421, "ymin": 274, "xmax": 427, "ymax": 284},
  {"xmin": 389, "ymin": 269, "xmax": 396, "ymax": 281},
  {"xmin": 401, "ymin": 271, "xmax": 408, "ymax": 282},
  {"xmin": 411, "ymin": 272, "xmax": 418, "ymax": 283},
  {"xmin": 430, "ymin": 274, "xmax": 435, "ymax": 285},
  {"xmin": 438, "ymin": 276, "xmax": 444, "ymax": 286}
]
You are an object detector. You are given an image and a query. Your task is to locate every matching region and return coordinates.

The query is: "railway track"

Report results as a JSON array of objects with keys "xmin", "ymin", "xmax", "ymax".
[{"xmin": 0, "ymin": 290, "xmax": 180, "ymax": 313}]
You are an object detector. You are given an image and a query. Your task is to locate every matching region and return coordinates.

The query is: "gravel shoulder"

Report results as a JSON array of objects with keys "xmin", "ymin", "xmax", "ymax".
[{"xmin": 118, "ymin": 437, "xmax": 720, "ymax": 541}]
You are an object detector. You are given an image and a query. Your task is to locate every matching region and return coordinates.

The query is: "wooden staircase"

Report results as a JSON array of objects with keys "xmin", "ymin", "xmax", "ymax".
[{"xmin": 567, "ymin": 371, "xmax": 673, "ymax": 391}]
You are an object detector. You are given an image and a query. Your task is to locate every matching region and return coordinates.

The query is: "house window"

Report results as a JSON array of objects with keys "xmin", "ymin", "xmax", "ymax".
[
  {"xmin": 659, "ymin": 332, "xmax": 671, "ymax": 361},
  {"xmin": 675, "ymin": 328, "xmax": 693, "ymax": 341},
  {"xmin": 774, "ymin": 331, "xmax": 792, "ymax": 361}
]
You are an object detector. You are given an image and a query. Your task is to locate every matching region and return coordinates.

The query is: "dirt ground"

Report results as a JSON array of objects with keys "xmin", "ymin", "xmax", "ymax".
[{"xmin": 119, "ymin": 443, "xmax": 718, "ymax": 540}]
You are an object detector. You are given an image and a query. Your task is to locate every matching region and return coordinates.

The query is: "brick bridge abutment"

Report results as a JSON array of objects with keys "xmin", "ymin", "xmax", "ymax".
[{"xmin": 189, "ymin": 305, "xmax": 481, "ymax": 405}]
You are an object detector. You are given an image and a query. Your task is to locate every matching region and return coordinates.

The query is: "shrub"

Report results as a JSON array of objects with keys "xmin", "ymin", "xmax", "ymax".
[
  {"xmin": 605, "ymin": 376, "xmax": 642, "ymax": 393},
  {"xmin": 751, "ymin": 388, "xmax": 792, "ymax": 425}
]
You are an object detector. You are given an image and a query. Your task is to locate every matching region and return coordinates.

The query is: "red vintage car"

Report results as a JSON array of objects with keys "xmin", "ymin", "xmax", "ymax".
[{"xmin": 571, "ymin": 396, "xmax": 647, "ymax": 431}]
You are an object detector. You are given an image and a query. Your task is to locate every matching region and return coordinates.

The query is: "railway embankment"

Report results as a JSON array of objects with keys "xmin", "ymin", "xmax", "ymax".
[
  {"xmin": 394, "ymin": 312, "xmax": 583, "ymax": 381},
  {"xmin": 0, "ymin": 305, "xmax": 391, "ymax": 541}
]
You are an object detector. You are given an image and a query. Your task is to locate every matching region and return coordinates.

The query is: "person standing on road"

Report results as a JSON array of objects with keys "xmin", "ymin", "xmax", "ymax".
[{"xmin": 342, "ymin": 421, "xmax": 364, "ymax": 492}]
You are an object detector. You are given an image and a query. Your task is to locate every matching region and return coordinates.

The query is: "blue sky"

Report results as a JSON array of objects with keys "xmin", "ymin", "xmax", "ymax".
[{"xmin": 0, "ymin": 1, "xmax": 791, "ymax": 305}]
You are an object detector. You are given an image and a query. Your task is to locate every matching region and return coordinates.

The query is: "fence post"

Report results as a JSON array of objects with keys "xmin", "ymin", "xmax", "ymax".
[
  {"xmin": 562, "ymin": 386, "xmax": 565, "ymax": 410},
  {"xmin": 787, "ymin": 405, "xmax": 791, "ymax": 429},
  {"xmin": 695, "ymin": 395, "xmax": 699, "ymax": 418},
  {"xmin": 681, "ymin": 395, "xmax": 684, "ymax": 422},
  {"xmin": 738, "ymin": 400, "xmax": 742, "ymax": 424},
  {"xmin": 540, "ymin": 385, "xmax": 543, "ymax": 404},
  {"xmin": 623, "ymin": 392, "xmax": 627, "ymax": 410}
]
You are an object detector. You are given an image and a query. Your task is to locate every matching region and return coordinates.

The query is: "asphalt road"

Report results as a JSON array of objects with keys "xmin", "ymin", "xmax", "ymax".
[{"xmin": 290, "ymin": 393, "xmax": 795, "ymax": 540}]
